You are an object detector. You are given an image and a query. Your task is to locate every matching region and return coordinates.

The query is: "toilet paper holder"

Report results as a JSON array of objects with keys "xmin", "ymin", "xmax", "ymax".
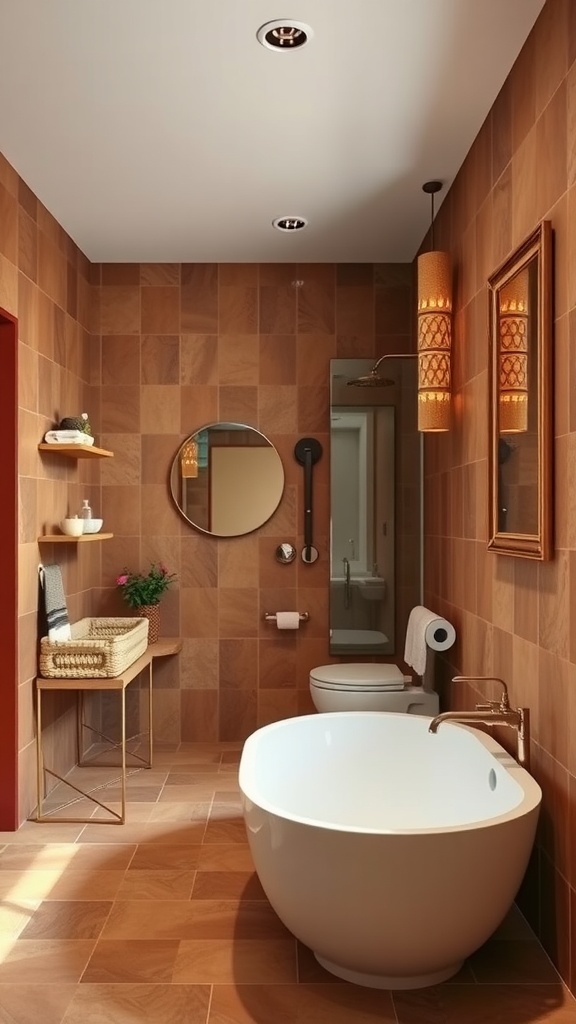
[{"xmin": 264, "ymin": 612, "xmax": 310, "ymax": 623}]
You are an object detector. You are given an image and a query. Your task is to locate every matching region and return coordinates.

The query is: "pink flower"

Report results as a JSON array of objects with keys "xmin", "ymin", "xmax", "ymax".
[{"xmin": 116, "ymin": 574, "xmax": 129, "ymax": 586}]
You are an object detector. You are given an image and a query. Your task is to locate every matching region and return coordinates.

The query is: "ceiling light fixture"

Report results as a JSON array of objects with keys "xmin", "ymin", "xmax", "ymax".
[
  {"xmin": 257, "ymin": 20, "xmax": 313, "ymax": 51},
  {"xmin": 417, "ymin": 180, "xmax": 452, "ymax": 433},
  {"xmin": 273, "ymin": 216, "xmax": 308, "ymax": 232}
]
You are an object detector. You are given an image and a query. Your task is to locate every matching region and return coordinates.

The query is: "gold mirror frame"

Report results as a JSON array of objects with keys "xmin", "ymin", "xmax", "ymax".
[{"xmin": 487, "ymin": 220, "xmax": 553, "ymax": 560}]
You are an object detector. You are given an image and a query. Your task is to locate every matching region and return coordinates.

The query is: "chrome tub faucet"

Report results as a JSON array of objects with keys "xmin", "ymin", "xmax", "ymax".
[{"xmin": 428, "ymin": 675, "xmax": 530, "ymax": 770}]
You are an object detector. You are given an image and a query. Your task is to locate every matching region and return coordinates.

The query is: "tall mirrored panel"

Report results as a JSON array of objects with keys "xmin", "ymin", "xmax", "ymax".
[{"xmin": 330, "ymin": 358, "xmax": 422, "ymax": 656}]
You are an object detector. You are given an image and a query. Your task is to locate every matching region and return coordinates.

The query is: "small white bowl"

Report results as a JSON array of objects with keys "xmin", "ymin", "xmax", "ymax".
[
  {"xmin": 82, "ymin": 518, "xmax": 103, "ymax": 534},
  {"xmin": 60, "ymin": 517, "xmax": 84, "ymax": 537}
]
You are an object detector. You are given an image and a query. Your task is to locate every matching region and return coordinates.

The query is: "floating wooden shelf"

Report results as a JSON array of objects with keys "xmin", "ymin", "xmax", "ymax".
[
  {"xmin": 38, "ymin": 443, "xmax": 114, "ymax": 459},
  {"xmin": 38, "ymin": 533, "xmax": 114, "ymax": 543}
]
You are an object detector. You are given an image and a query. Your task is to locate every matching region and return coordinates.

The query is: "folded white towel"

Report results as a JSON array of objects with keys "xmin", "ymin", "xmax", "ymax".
[{"xmin": 44, "ymin": 430, "xmax": 94, "ymax": 445}]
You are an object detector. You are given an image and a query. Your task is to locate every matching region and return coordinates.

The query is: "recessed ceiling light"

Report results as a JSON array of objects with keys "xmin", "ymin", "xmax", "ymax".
[
  {"xmin": 272, "ymin": 216, "xmax": 308, "ymax": 232},
  {"xmin": 257, "ymin": 20, "xmax": 313, "ymax": 51}
]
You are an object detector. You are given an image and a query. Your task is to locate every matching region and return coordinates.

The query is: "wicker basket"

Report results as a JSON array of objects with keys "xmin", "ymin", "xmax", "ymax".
[{"xmin": 39, "ymin": 617, "xmax": 149, "ymax": 679}]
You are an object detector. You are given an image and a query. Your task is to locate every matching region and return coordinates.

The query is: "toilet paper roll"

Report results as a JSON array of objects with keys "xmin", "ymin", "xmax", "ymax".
[
  {"xmin": 404, "ymin": 605, "xmax": 456, "ymax": 676},
  {"xmin": 276, "ymin": 611, "xmax": 300, "ymax": 630},
  {"xmin": 424, "ymin": 617, "xmax": 456, "ymax": 653}
]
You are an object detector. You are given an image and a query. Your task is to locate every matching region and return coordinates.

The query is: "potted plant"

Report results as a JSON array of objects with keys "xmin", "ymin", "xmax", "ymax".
[{"xmin": 116, "ymin": 562, "xmax": 177, "ymax": 643}]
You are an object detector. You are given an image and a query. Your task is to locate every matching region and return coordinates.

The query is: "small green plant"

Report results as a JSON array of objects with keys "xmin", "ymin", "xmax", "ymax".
[{"xmin": 116, "ymin": 563, "xmax": 177, "ymax": 607}]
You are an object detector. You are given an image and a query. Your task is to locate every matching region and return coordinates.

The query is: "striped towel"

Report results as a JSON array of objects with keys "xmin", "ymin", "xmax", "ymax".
[{"xmin": 39, "ymin": 564, "xmax": 71, "ymax": 640}]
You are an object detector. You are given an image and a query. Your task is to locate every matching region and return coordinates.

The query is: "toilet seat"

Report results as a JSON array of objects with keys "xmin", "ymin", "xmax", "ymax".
[{"xmin": 309, "ymin": 664, "xmax": 411, "ymax": 693}]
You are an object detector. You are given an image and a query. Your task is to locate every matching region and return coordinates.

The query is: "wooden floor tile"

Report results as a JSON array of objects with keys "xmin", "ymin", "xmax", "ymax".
[
  {"xmin": 173, "ymin": 938, "xmax": 297, "ymax": 984},
  {"xmin": 20, "ymin": 900, "xmax": 112, "ymax": 940},
  {"xmin": 208, "ymin": 982, "xmax": 397, "ymax": 1023},
  {"xmin": 82, "ymin": 938, "xmax": 181, "ymax": 983},
  {"xmin": 116, "ymin": 869, "xmax": 196, "ymax": 900},
  {"xmin": 191, "ymin": 870, "xmax": 266, "ymax": 901},
  {"xmin": 393, "ymin": 984, "xmax": 576, "ymax": 1023},
  {"xmin": 0, "ymin": 742, "xmax": 571, "ymax": 1024},
  {"xmin": 102, "ymin": 899, "xmax": 290, "ymax": 940},
  {"xmin": 469, "ymin": 938, "xmax": 560, "ymax": 984},
  {"xmin": 62, "ymin": 982, "xmax": 211, "ymax": 1024},
  {"xmin": 0, "ymin": 938, "xmax": 95, "ymax": 983},
  {"xmin": 0, "ymin": 983, "xmax": 77, "ymax": 1024}
]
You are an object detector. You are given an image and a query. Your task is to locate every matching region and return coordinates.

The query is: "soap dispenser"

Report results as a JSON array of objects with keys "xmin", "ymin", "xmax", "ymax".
[{"xmin": 80, "ymin": 498, "xmax": 92, "ymax": 520}]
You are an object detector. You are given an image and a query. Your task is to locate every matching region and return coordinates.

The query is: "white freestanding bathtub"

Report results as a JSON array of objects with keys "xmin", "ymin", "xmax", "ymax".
[{"xmin": 239, "ymin": 712, "xmax": 541, "ymax": 990}]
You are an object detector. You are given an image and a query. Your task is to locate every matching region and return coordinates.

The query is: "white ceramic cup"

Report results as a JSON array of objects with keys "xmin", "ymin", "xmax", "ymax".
[{"xmin": 60, "ymin": 517, "xmax": 84, "ymax": 537}]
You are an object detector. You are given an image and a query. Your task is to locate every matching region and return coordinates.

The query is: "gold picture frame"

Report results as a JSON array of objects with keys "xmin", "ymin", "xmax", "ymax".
[{"xmin": 487, "ymin": 221, "xmax": 553, "ymax": 560}]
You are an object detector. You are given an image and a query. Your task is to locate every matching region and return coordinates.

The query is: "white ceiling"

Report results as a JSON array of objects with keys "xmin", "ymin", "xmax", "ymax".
[{"xmin": 0, "ymin": 0, "xmax": 545, "ymax": 264}]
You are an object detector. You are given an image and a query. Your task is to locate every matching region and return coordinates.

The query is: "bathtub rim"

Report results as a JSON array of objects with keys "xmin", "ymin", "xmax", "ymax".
[{"xmin": 239, "ymin": 711, "xmax": 542, "ymax": 837}]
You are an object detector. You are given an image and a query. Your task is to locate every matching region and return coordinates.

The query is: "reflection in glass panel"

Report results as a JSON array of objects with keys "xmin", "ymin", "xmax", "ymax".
[
  {"xmin": 170, "ymin": 423, "xmax": 285, "ymax": 537},
  {"xmin": 329, "ymin": 359, "xmax": 422, "ymax": 657}
]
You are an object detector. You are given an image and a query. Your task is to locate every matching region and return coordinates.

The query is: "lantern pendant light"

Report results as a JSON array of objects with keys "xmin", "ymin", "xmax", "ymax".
[{"xmin": 417, "ymin": 181, "xmax": 452, "ymax": 432}]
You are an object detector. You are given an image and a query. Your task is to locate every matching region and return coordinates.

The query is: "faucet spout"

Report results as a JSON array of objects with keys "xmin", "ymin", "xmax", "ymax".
[
  {"xmin": 428, "ymin": 674, "xmax": 530, "ymax": 769},
  {"xmin": 428, "ymin": 706, "xmax": 530, "ymax": 770}
]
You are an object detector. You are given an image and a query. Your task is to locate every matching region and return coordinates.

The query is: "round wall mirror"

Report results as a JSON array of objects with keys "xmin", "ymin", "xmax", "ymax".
[{"xmin": 170, "ymin": 422, "xmax": 285, "ymax": 537}]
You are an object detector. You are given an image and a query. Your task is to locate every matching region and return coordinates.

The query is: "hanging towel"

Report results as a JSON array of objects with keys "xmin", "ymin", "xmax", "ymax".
[{"xmin": 39, "ymin": 564, "xmax": 72, "ymax": 640}]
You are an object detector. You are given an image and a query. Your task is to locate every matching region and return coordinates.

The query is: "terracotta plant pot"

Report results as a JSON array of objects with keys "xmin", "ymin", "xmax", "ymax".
[{"xmin": 136, "ymin": 604, "xmax": 160, "ymax": 644}]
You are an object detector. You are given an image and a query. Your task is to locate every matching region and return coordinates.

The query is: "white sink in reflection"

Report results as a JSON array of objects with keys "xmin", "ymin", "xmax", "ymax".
[{"xmin": 356, "ymin": 577, "xmax": 386, "ymax": 601}]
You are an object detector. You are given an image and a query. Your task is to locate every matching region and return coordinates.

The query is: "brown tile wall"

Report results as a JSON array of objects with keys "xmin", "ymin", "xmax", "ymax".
[
  {"xmin": 422, "ymin": 0, "xmax": 576, "ymax": 995},
  {"xmin": 0, "ymin": 151, "xmax": 104, "ymax": 820},
  {"xmin": 92, "ymin": 262, "xmax": 415, "ymax": 745},
  {"xmin": 3, "ymin": 133, "xmax": 416, "ymax": 820}
]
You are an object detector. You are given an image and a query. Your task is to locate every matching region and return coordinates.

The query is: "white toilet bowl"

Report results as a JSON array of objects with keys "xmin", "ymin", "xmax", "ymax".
[{"xmin": 309, "ymin": 663, "xmax": 439, "ymax": 715}]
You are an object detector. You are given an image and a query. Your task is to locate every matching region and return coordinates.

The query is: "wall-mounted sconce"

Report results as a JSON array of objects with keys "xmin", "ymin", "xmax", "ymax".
[
  {"xmin": 498, "ymin": 268, "xmax": 529, "ymax": 433},
  {"xmin": 180, "ymin": 439, "xmax": 198, "ymax": 478},
  {"xmin": 417, "ymin": 181, "xmax": 452, "ymax": 432}
]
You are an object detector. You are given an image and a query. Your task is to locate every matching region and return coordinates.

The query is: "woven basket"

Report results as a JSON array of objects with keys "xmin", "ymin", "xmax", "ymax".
[{"xmin": 39, "ymin": 617, "xmax": 149, "ymax": 679}]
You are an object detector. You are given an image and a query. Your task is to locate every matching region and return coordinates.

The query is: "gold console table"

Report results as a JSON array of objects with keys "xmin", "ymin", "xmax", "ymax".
[{"xmin": 35, "ymin": 638, "xmax": 182, "ymax": 825}]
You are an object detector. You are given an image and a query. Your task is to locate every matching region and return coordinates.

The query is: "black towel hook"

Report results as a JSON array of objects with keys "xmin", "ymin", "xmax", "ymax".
[{"xmin": 294, "ymin": 437, "xmax": 323, "ymax": 563}]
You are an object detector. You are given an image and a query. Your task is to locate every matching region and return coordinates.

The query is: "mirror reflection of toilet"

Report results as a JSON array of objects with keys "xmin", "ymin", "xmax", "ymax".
[{"xmin": 309, "ymin": 663, "xmax": 439, "ymax": 715}]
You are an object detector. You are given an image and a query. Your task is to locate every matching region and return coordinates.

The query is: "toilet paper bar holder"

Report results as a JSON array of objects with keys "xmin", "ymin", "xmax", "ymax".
[{"xmin": 264, "ymin": 612, "xmax": 310, "ymax": 622}]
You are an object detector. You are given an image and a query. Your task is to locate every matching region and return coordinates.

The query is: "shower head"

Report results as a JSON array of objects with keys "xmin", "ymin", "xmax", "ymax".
[
  {"xmin": 345, "ymin": 352, "xmax": 417, "ymax": 388},
  {"xmin": 346, "ymin": 369, "xmax": 395, "ymax": 387}
]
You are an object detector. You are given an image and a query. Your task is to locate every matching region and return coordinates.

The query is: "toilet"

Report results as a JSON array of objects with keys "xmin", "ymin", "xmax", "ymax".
[{"xmin": 309, "ymin": 663, "xmax": 439, "ymax": 716}]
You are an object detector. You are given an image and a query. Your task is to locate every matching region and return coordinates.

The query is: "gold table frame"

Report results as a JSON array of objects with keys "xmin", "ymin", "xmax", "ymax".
[{"xmin": 35, "ymin": 638, "xmax": 181, "ymax": 824}]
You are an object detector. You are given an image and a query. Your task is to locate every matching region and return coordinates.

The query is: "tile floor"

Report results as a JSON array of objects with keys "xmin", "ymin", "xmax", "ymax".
[{"xmin": 0, "ymin": 743, "xmax": 574, "ymax": 1023}]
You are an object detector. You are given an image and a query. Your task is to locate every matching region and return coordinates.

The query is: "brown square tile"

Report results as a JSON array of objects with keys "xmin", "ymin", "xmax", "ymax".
[
  {"xmin": 219, "ymin": 335, "xmax": 259, "ymax": 384},
  {"xmin": 140, "ymin": 264, "xmax": 180, "ymax": 287},
  {"xmin": 218, "ymin": 384, "xmax": 258, "ymax": 424},
  {"xmin": 258, "ymin": 637, "xmax": 297, "ymax": 688},
  {"xmin": 181, "ymin": 264, "xmax": 218, "ymax": 332},
  {"xmin": 140, "ymin": 334, "xmax": 179, "ymax": 384},
  {"xmin": 259, "ymin": 335, "xmax": 296, "ymax": 384},
  {"xmin": 0, "ymin": 939, "xmax": 95, "ymax": 983},
  {"xmin": 82, "ymin": 938, "xmax": 180, "ymax": 983},
  {"xmin": 102, "ymin": 899, "xmax": 288, "ymax": 940},
  {"xmin": 181, "ymin": 690, "xmax": 219, "ymax": 742},
  {"xmin": 218, "ymin": 588, "xmax": 259, "ymax": 638},
  {"xmin": 140, "ymin": 286, "xmax": 179, "ymax": 334},
  {"xmin": 0, "ymin": 983, "xmax": 76, "ymax": 1024},
  {"xmin": 115, "ymin": 871, "xmax": 197, "ymax": 901},
  {"xmin": 393, "ymin": 984, "xmax": 575, "ymax": 1024},
  {"xmin": 174, "ymin": 937, "xmax": 296, "ymax": 984},
  {"xmin": 219, "ymin": 639, "xmax": 258, "ymax": 690},
  {"xmin": 218, "ymin": 690, "xmax": 257, "ymax": 742},
  {"xmin": 128, "ymin": 845, "xmax": 202, "ymax": 871},
  {"xmin": 219, "ymin": 285, "xmax": 258, "ymax": 334},
  {"xmin": 191, "ymin": 871, "xmax": 265, "ymax": 901},
  {"xmin": 20, "ymin": 901, "xmax": 111, "ymax": 940},
  {"xmin": 63, "ymin": 982, "xmax": 210, "ymax": 1024},
  {"xmin": 209, "ymin": 982, "xmax": 396, "ymax": 1024},
  {"xmin": 469, "ymin": 937, "xmax": 560, "ymax": 984},
  {"xmin": 180, "ymin": 333, "xmax": 218, "ymax": 385}
]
